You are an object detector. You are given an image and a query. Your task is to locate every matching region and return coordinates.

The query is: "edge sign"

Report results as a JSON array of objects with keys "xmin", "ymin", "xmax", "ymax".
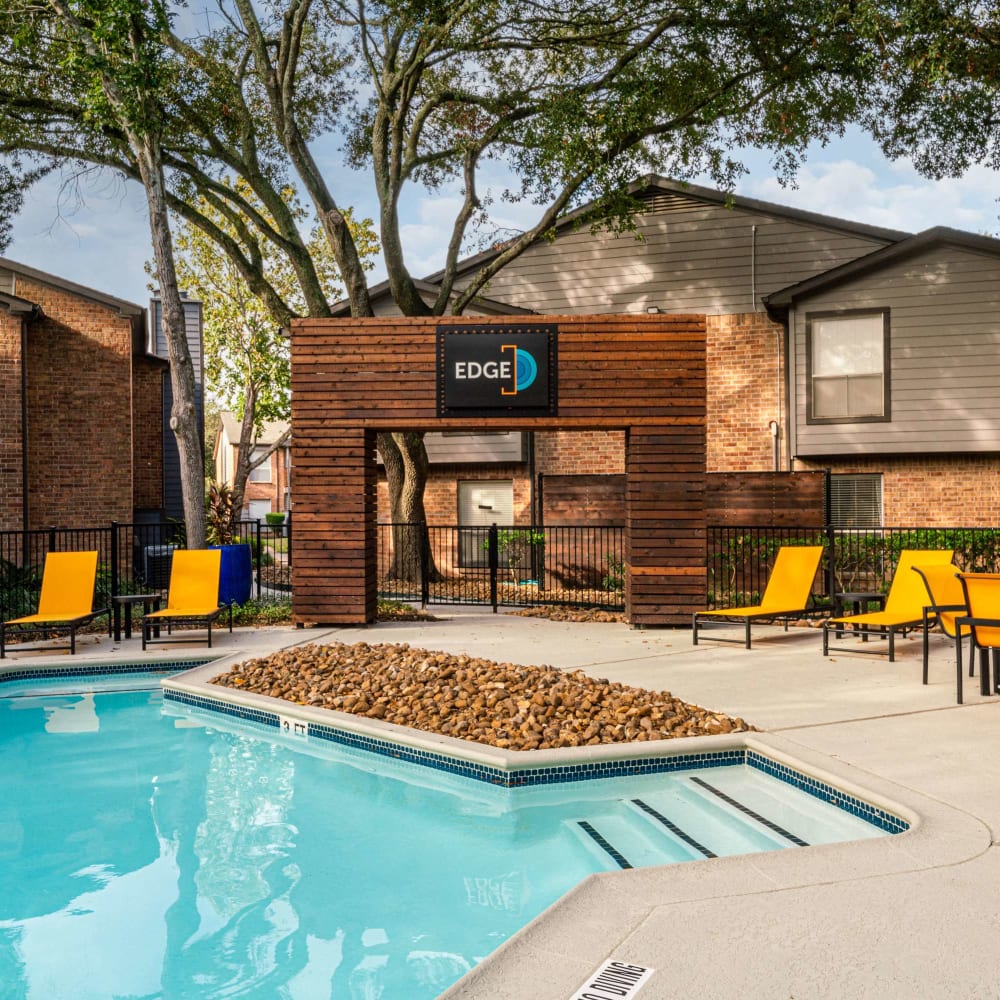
[{"xmin": 437, "ymin": 324, "xmax": 557, "ymax": 417}]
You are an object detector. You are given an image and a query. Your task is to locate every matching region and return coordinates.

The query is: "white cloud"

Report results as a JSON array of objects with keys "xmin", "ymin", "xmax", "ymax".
[
  {"xmin": 743, "ymin": 159, "xmax": 998, "ymax": 236},
  {"xmin": 8, "ymin": 170, "xmax": 153, "ymax": 303}
]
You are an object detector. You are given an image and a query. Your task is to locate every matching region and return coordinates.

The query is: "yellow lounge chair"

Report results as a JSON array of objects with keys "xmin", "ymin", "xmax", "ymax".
[
  {"xmin": 141, "ymin": 549, "xmax": 232, "ymax": 650},
  {"xmin": 955, "ymin": 573, "xmax": 1000, "ymax": 701},
  {"xmin": 693, "ymin": 545, "xmax": 824, "ymax": 649},
  {"xmin": 822, "ymin": 549, "xmax": 954, "ymax": 662},
  {"xmin": 912, "ymin": 563, "xmax": 971, "ymax": 703},
  {"xmin": 1, "ymin": 550, "xmax": 110, "ymax": 658}
]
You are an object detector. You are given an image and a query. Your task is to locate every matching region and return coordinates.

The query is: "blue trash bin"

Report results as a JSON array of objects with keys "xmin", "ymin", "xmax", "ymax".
[{"xmin": 211, "ymin": 543, "xmax": 253, "ymax": 606}]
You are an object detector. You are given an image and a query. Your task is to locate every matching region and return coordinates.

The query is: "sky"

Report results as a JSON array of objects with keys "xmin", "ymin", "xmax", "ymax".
[{"xmin": 5, "ymin": 125, "xmax": 998, "ymax": 308}]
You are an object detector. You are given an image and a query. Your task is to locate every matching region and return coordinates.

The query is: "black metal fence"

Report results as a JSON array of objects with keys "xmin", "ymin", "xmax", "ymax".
[
  {"xmin": 0, "ymin": 517, "xmax": 621, "ymax": 620},
  {"xmin": 377, "ymin": 522, "xmax": 626, "ymax": 611},
  {"xmin": 8, "ymin": 518, "xmax": 993, "ymax": 620},
  {"xmin": 707, "ymin": 524, "xmax": 1000, "ymax": 610},
  {"xmin": 0, "ymin": 519, "xmax": 292, "ymax": 622}
]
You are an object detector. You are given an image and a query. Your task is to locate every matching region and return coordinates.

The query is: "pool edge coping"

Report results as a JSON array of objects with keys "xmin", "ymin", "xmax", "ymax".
[
  {"xmin": 161, "ymin": 658, "xmax": 920, "ymax": 831},
  {"xmin": 3, "ymin": 645, "xmax": 990, "ymax": 999},
  {"xmin": 160, "ymin": 656, "xmax": 991, "ymax": 1000}
]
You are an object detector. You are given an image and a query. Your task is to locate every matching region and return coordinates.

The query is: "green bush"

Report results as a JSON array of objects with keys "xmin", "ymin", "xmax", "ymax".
[
  {"xmin": 0, "ymin": 559, "xmax": 42, "ymax": 619},
  {"xmin": 484, "ymin": 528, "xmax": 545, "ymax": 582},
  {"xmin": 231, "ymin": 598, "xmax": 292, "ymax": 626},
  {"xmin": 602, "ymin": 553, "xmax": 625, "ymax": 592}
]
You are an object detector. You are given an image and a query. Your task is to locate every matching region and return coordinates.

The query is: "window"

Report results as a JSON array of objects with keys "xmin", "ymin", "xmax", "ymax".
[
  {"xmin": 247, "ymin": 499, "xmax": 272, "ymax": 521},
  {"xmin": 248, "ymin": 448, "xmax": 272, "ymax": 483},
  {"xmin": 807, "ymin": 310, "xmax": 889, "ymax": 423},
  {"xmin": 829, "ymin": 474, "xmax": 883, "ymax": 529}
]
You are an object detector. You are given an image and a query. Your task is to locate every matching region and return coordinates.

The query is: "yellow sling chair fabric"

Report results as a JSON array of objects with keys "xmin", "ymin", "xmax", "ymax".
[
  {"xmin": 1, "ymin": 550, "xmax": 109, "ymax": 657},
  {"xmin": 822, "ymin": 549, "xmax": 954, "ymax": 663},
  {"xmin": 912, "ymin": 562, "xmax": 970, "ymax": 703},
  {"xmin": 141, "ymin": 549, "xmax": 232, "ymax": 650},
  {"xmin": 692, "ymin": 545, "xmax": 825, "ymax": 649}
]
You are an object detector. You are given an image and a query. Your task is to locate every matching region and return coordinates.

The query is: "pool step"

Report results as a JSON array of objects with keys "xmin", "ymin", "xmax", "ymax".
[
  {"xmin": 568, "ymin": 774, "xmax": 823, "ymax": 871},
  {"xmin": 568, "ymin": 811, "xmax": 703, "ymax": 870},
  {"xmin": 683, "ymin": 768, "xmax": 884, "ymax": 846}
]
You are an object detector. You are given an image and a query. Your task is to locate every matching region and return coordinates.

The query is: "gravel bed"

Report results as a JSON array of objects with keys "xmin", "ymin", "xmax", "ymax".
[{"xmin": 212, "ymin": 641, "xmax": 754, "ymax": 751}]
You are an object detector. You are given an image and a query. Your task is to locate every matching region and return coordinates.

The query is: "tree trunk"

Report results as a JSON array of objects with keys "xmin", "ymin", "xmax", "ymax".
[
  {"xmin": 229, "ymin": 382, "xmax": 259, "ymax": 525},
  {"xmin": 379, "ymin": 431, "xmax": 440, "ymax": 583},
  {"xmin": 135, "ymin": 137, "xmax": 207, "ymax": 549}
]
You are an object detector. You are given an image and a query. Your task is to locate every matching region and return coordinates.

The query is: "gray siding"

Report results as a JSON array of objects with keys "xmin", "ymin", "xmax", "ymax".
[
  {"xmin": 153, "ymin": 296, "xmax": 205, "ymax": 519},
  {"xmin": 424, "ymin": 431, "xmax": 525, "ymax": 464},
  {"xmin": 790, "ymin": 245, "xmax": 1000, "ymax": 457},
  {"xmin": 474, "ymin": 199, "xmax": 890, "ymax": 316}
]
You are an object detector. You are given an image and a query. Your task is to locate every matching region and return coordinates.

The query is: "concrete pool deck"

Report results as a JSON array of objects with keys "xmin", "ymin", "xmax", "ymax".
[{"xmin": 4, "ymin": 610, "xmax": 998, "ymax": 998}]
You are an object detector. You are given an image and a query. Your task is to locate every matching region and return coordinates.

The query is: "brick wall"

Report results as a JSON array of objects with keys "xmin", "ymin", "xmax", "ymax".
[
  {"xmin": 375, "ymin": 431, "xmax": 623, "ymax": 527},
  {"xmin": 706, "ymin": 312, "xmax": 784, "ymax": 472},
  {"xmin": 795, "ymin": 456, "xmax": 1000, "ymax": 527},
  {"xmin": 132, "ymin": 358, "xmax": 164, "ymax": 511},
  {"xmin": 378, "ymin": 465, "xmax": 532, "ymax": 524},
  {"xmin": 0, "ymin": 315, "xmax": 23, "ymax": 529},
  {"xmin": 237, "ymin": 445, "xmax": 290, "ymax": 514},
  {"xmin": 534, "ymin": 430, "xmax": 625, "ymax": 475},
  {"xmin": 18, "ymin": 277, "xmax": 135, "ymax": 528}
]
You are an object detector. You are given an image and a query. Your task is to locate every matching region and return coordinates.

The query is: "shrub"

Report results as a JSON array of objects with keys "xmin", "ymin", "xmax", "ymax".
[{"xmin": 602, "ymin": 553, "xmax": 625, "ymax": 592}]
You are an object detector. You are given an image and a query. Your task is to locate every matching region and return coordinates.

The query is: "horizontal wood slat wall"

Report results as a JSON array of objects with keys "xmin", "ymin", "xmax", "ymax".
[
  {"xmin": 291, "ymin": 315, "xmax": 706, "ymax": 625},
  {"xmin": 540, "ymin": 474, "xmax": 625, "ymax": 527},
  {"xmin": 707, "ymin": 471, "xmax": 827, "ymax": 526}
]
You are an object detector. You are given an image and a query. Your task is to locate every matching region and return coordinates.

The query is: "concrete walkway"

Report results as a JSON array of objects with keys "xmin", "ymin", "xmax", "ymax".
[{"xmin": 4, "ymin": 611, "xmax": 998, "ymax": 998}]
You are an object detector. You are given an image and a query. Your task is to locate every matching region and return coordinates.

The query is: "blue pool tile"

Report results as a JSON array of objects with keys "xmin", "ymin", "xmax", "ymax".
[
  {"xmin": 0, "ymin": 658, "xmax": 216, "ymax": 687},
  {"xmin": 163, "ymin": 690, "xmax": 910, "ymax": 835}
]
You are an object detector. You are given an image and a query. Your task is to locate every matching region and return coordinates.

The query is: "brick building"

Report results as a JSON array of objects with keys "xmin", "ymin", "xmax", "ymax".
[
  {"xmin": 350, "ymin": 178, "xmax": 1000, "ymax": 530},
  {"xmin": 0, "ymin": 258, "xmax": 191, "ymax": 530},
  {"xmin": 213, "ymin": 411, "xmax": 291, "ymax": 519}
]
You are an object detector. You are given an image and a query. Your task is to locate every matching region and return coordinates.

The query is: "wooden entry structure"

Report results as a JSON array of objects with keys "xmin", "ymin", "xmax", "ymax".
[{"xmin": 290, "ymin": 314, "xmax": 706, "ymax": 626}]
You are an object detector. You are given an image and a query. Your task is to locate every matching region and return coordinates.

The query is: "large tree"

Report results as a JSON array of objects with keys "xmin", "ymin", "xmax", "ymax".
[
  {"xmin": 0, "ymin": 0, "xmax": 883, "ymax": 541},
  {"xmin": 860, "ymin": 0, "xmax": 1000, "ymax": 179},
  {"xmin": 3, "ymin": 0, "xmax": 208, "ymax": 545},
  {"xmin": 171, "ymin": 177, "xmax": 377, "ymax": 527}
]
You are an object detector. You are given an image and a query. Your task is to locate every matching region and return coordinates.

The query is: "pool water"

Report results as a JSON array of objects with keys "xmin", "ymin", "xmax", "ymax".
[{"xmin": 0, "ymin": 686, "xmax": 891, "ymax": 999}]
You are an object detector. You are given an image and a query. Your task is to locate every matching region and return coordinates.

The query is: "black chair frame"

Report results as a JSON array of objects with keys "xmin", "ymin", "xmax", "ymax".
[
  {"xmin": 141, "ymin": 604, "xmax": 234, "ymax": 650},
  {"xmin": 0, "ymin": 607, "xmax": 111, "ymax": 659}
]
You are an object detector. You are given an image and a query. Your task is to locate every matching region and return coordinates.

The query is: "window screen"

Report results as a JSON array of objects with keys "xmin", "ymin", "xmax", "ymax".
[
  {"xmin": 829, "ymin": 474, "xmax": 883, "ymax": 529},
  {"xmin": 809, "ymin": 311, "xmax": 888, "ymax": 421}
]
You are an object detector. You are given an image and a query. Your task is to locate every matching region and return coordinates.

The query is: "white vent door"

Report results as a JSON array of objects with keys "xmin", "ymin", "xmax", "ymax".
[
  {"xmin": 457, "ymin": 481, "xmax": 514, "ymax": 568},
  {"xmin": 458, "ymin": 481, "xmax": 514, "ymax": 527}
]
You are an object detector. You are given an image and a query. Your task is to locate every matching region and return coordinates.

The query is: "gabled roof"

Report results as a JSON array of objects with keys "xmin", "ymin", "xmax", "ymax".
[
  {"xmin": 0, "ymin": 256, "xmax": 145, "ymax": 318},
  {"xmin": 334, "ymin": 175, "xmax": 927, "ymax": 315},
  {"xmin": 330, "ymin": 277, "xmax": 538, "ymax": 317},
  {"xmin": 219, "ymin": 411, "xmax": 291, "ymax": 447},
  {"xmin": 430, "ymin": 175, "xmax": 910, "ymax": 286},
  {"xmin": 0, "ymin": 256, "xmax": 167, "ymax": 363},
  {"xmin": 764, "ymin": 227, "xmax": 1000, "ymax": 314}
]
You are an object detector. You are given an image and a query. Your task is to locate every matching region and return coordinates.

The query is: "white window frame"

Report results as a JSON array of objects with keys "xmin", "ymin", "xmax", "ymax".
[{"xmin": 248, "ymin": 447, "xmax": 272, "ymax": 483}]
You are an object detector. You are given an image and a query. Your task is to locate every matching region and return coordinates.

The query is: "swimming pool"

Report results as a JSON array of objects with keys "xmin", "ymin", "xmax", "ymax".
[{"xmin": 0, "ymin": 676, "xmax": 905, "ymax": 999}]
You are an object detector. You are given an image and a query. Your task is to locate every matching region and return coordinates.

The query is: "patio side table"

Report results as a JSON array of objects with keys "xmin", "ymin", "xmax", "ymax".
[
  {"xmin": 833, "ymin": 591, "xmax": 887, "ymax": 640},
  {"xmin": 114, "ymin": 594, "xmax": 161, "ymax": 642}
]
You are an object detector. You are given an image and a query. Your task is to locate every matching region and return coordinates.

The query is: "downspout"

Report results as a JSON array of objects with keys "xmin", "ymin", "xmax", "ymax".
[
  {"xmin": 20, "ymin": 316, "xmax": 29, "ymax": 530},
  {"xmin": 527, "ymin": 431, "xmax": 537, "ymax": 527}
]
